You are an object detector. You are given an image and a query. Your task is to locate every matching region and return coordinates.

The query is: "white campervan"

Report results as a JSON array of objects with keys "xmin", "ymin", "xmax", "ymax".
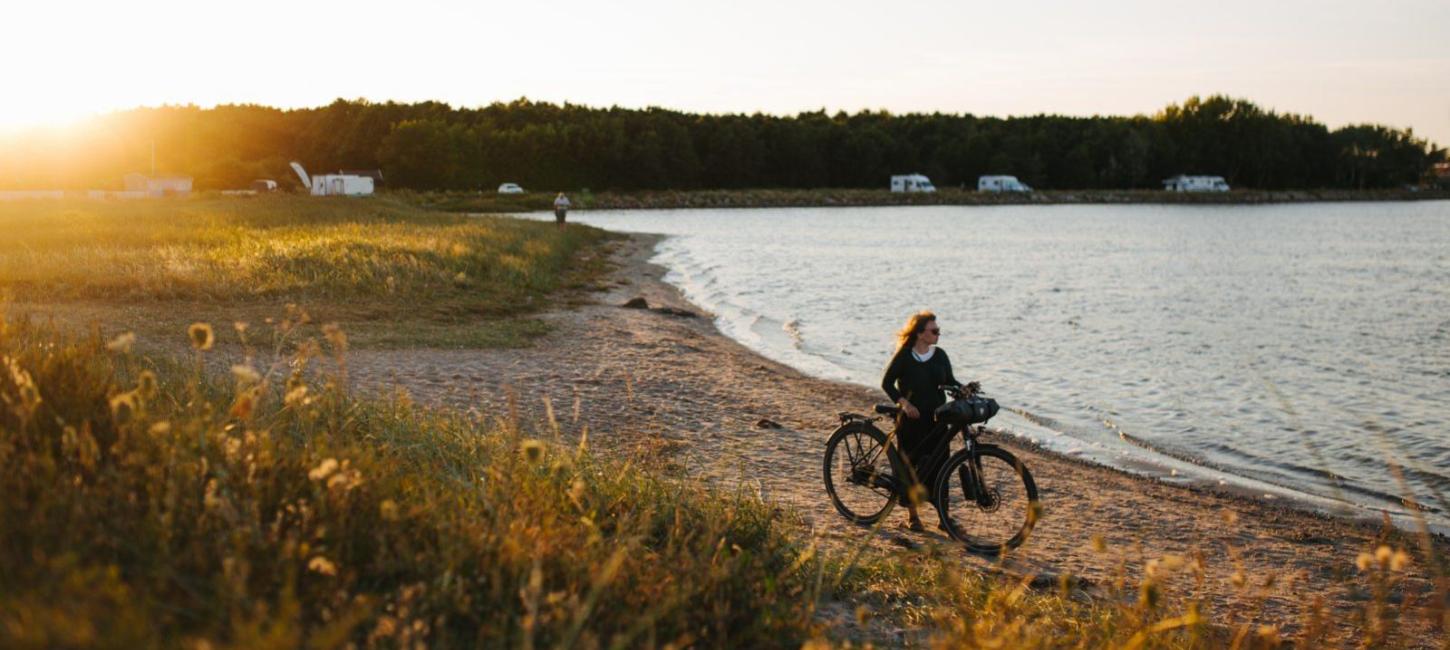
[
  {"xmin": 977, "ymin": 175, "xmax": 1032, "ymax": 192},
  {"xmin": 1162, "ymin": 175, "xmax": 1229, "ymax": 192},
  {"xmin": 290, "ymin": 162, "xmax": 374, "ymax": 197},
  {"xmin": 890, "ymin": 174, "xmax": 936, "ymax": 193}
]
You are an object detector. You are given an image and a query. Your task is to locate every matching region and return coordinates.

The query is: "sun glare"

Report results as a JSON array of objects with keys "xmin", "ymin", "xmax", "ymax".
[{"xmin": 0, "ymin": 103, "xmax": 98, "ymax": 134}]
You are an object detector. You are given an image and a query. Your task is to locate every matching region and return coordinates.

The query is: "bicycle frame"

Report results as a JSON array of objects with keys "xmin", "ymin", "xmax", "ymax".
[{"xmin": 851, "ymin": 415, "xmax": 994, "ymax": 510}]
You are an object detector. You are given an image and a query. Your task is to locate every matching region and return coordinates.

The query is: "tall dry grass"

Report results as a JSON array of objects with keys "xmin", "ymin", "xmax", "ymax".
[
  {"xmin": 0, "ymin": 317, "xmax": 1440, "ymax": 648},
  {"xmin": 0, "ymin": 314, "xmax": 827, "ymax": 648}
]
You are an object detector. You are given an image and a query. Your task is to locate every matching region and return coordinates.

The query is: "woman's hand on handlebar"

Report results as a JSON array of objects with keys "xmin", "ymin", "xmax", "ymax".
[
  {"xmin": 897, "ymin": 398, "xmax": 920, "ymax": 419},
  {"xmin": 939, "ymin": 381, "xmax": 983, "ymax": 398}
]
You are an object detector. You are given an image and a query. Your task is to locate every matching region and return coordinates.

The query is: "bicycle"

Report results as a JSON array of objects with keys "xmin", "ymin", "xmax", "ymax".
[{"xmin": 822, "ymin": 383, "xmax": 1039, "ymax": 555}]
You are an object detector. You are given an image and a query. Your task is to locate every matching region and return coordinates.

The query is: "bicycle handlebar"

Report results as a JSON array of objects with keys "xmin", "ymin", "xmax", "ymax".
[{"xmin": 939, "ymin": 381, "xmax": 983, "ymax": 398}]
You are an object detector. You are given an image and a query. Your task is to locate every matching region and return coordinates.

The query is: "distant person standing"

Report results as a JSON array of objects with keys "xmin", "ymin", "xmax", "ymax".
[{"xmin": 553, "ymin": 192, "xmax": 571, "ymax": 229}]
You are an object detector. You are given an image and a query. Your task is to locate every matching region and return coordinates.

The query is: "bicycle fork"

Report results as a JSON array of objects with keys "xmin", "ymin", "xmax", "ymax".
[{"xmin": 958, "ymin": 438, "xmax": 999, "ymax": 511}]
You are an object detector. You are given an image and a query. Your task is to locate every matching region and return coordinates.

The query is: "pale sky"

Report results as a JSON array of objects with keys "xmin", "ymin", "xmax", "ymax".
[{"xmin": 5, "ymin": 0, "xmax": 1448, "ymax": 146}]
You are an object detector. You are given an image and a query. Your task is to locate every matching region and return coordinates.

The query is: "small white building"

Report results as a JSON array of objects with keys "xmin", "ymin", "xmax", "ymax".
[
  {"xmin": 890, "ymin": 174, "xmax": 936, "ymax": 193},
  {"xmin": 123, "ymin": 173, "xmax": 193, "ymax": 197},
  {"xmin": 290, "ymin": 162, "xmax": 374, "ymax": 197},
  {"xmin": 978, "ymin": 175, "xmax": 1032, "ymax": 192},
  {"xmin": 1163, "ymin": 175, "xmax": 1230, "ymax": 192}
]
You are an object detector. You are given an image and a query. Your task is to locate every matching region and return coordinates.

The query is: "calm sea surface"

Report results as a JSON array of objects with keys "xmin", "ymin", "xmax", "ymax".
[{"xmin": 536, "ymin": 202, "xmax": 1450, "ymax": 530}]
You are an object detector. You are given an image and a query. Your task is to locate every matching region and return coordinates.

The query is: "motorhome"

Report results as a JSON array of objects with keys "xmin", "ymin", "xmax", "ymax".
[
  {"xmin": 977, "ymin": 175, "xmax": 1032, "ymax": 192},
  {"xmin": 290, "ymin": 162, "xmax": 375, "ymax": 197},
  {"xmin": 1162, "ymin": 175, "xmax": 1229, "ymax": 192},
  {"xmin": 890, "ymin": 174, "xmax": 936, "ymax": 193}
]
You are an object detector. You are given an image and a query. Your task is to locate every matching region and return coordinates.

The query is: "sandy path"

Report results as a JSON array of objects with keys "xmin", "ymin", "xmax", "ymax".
[{"xmin": 348, "ymin": 234, "xmax": 1446, "ymax": 645}]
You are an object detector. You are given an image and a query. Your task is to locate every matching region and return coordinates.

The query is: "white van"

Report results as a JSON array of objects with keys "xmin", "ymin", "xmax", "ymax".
[
  {"xmin": 1162, "ymin": 175, "xmax": 1229, "ymax": 192},
  {"xmin": 289, "ymin": 162, "xmax": 374, "ymax": 197},
  {"xmin": 890, "ymin": 174, "xmax": 936, "ymax": 193},
  {"xmin": 978, "ymin": 175, "xmax": 1032, "ymax": 192}
]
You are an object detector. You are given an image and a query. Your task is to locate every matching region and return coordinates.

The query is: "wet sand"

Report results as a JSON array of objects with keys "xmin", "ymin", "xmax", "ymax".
[{"xmin": 347, "ymin": 233, "xmax": 1446, "ymax": 645}]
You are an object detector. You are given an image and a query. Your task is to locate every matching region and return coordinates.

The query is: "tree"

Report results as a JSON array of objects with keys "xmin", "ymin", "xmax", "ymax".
[{"xmin": 377, "ymin": 120, "xmax": 463, "ymax": 190}]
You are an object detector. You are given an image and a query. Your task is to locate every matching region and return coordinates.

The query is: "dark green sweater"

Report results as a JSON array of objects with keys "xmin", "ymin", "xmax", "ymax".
[{"xmin": 881, "ymin": 346, "xmax": 961, "ymax": 414}]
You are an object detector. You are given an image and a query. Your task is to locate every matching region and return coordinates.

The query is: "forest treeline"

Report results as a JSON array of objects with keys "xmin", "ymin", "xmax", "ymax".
[{"xmin": 1, "ymin": 95, "xmax": 1442, "ymax": 192}]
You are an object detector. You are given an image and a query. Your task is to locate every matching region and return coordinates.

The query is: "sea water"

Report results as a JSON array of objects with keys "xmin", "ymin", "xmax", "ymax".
[{"xmin": 532, "ymin": 202, "xmax": 1450, "ymax": 531}]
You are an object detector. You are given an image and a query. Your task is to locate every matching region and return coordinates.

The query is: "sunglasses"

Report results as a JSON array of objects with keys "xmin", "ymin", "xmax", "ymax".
[{"xmin": 925, "ymin": 328, "xmax": 941, "ymax": 335}]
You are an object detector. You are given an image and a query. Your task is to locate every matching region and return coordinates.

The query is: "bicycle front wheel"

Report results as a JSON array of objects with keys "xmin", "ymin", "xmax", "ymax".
[
  {"xmin": 823, "ymin": 423, "xmax": 898, "ymax": 525},
  {"xmin": 935, "ymin": 445, "xmax": 1039, "ymax": 555}
]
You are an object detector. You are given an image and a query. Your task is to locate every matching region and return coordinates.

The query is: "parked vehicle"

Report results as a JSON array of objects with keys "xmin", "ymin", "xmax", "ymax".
[
  {"xmin": 1162, "ymin": 175, "xmax": 1230, "ymax": 192},
  {"xmin": 890, "ymin": 174, "xmax": 936, "ymax": 193},
  {"xmin": 977, "ymin": 175, "xmax": 1032, "ymax": 192},
  {"xmin": 289, "ymin": 162, "xmax": 374, "ymax": 197},
  {"xmin": 497, "ymin": 182, "xmax": 525, "ymax": 194}
]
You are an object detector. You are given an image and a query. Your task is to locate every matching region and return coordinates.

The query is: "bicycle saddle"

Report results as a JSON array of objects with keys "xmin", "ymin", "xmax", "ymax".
[{"xmin": 873, "ymin": 403, "xmax": 901, "ymax": 416}]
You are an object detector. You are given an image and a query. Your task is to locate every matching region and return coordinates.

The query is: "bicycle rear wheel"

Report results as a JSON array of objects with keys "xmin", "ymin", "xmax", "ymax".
[
  {"xmin": 935, "ymin": 445, "xmax": 1038, "ymax": 555},
  {"xmin": 823, "ymin": 423, "xmax": 898, "ymax": 525}
]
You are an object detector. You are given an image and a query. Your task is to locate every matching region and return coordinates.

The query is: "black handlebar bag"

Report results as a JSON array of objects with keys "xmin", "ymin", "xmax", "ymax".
[{"xmin": 937, "ymin": 396, "xmax": 999, "ymax": 426}]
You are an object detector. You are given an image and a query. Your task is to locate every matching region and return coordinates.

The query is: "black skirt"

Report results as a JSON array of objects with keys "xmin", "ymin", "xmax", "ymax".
[{"xmin": 894, "ymin": 410, "xmax": 949, "ymax": 491}]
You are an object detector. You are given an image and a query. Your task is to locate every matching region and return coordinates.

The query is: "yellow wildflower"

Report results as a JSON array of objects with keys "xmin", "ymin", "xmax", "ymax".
[
  {"xmin": 321, "ymin": 323, "xmax": 347, "ymax": 353},
  {"xmin": 307, "ymin": 556, "xmax": 338, "ymax": 576},
  {"xmin": 109, "ymin": 391, "xmax": 137, "ymax": 425},
  {"xmin": 284, "ymin": 383, "xmax": 309, "ymax": 407},
  {"xmin": 231, "ymin": 364, "xmax": 261, "ymax": 385},
  {"xmin": 137, "ymin": 370, "xmax": 159, "ymax": 399},
  {"xmin": 521, "ymin": 439, "xmax": 545, "ymax": 463},
  {"xmin": 326, "ymin": 461, "xmax": 363, "ymax": 491},
  {"xmin": 204, "ymin": 479, "xmax": 223, "ymax": 511},
  {"xmin": 188, "ymin": 323, "xmax": 215, "ymax": 351},
  {"xmin": 309, "ymin": 458, "xmax": 339, "ymax": 482},
  {"xmin": 105, "ymin": 331, "xmax": 136, "ymax": 353}
]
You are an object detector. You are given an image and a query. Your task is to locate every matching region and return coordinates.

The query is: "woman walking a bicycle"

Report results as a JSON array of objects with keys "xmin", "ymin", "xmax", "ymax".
[
  {"xmin": 822, "ymin": 310, "xmax": 1038, "ymax": 553},
  {"xmin": 881, "ymin": 310, "xmax": 962, "ymax": 531}
]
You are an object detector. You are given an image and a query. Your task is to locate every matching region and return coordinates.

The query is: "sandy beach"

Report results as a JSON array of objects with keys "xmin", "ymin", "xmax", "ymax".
[{"xmin": 347, "ymin": 232, "xmax": 1447, "ymax": 644}]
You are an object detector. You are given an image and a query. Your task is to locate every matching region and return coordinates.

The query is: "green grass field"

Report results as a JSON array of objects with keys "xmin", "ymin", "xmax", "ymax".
[{"xmin": 0, "ymin": 196, "xmax": 612, "ymax": 349}]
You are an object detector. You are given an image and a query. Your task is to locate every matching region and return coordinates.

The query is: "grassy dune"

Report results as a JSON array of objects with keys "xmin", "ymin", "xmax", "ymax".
[
  {"xmin": 0, "ymin": 196, "xmax": 611, "ymax": 349},
  {"xmin": 0, "ymin": 316, "xmax": 829, "ymax": 647}
]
